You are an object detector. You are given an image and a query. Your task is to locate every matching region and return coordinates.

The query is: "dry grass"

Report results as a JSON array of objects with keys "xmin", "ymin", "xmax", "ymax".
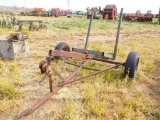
[{"xmin": 0, "ymin": 16, "xmax": 160, "ymax": 120}]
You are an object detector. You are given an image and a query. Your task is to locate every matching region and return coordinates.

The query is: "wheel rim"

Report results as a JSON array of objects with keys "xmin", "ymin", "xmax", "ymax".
[{"xmin": 62, "ymin": 46, "xmax": 69, "ymax": 52}]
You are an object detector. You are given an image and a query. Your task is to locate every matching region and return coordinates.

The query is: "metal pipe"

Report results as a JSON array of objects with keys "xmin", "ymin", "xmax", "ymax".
[
  {"xmin": 113, "ymin": 8, "xmax": 123, "ymax": 60},
  {"xmin": 38, "ymin": 75, "xmax": 47, "ymax": 85},
  {"xmin": 51, "ymin": 67, "xmax": 64, "ymax": 81},
  {"xmin": 50, "ymin": 50, "xmax": 94, "ymax": 59},
  {"xmin": 93, "ymin": 57, "xmax": 125, "ymax": 65},
  {"xmin": 84, "ymin": 11, "xmax": 93, "ymax": 50},
  {"xmin": 58, "ymin": 63, "xmax": 123, "ymax": 87},
  {"xmin": 17, "ymin": 59, "xmax": 92, "ymax": 119},
  {"xmin": 65, "ymin": 61, "xmax": 101, "ymax": 71},
  {"xmin": 49, "ymin": 75, "xmax": 53, "ymax": 92},
  {"xmin": 17, "ymin": 89, "xmax": 60, "ymax": 119},
  {"xmin": 63, "ymin": 59, "xmax": 92, "ymax": 82}
]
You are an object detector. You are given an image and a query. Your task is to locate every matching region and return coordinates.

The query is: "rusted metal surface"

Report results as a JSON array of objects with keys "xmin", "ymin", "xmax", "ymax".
[
  {"xmin": 49, "ymin": 8, "xmax": 70, "ymax": 17},
  {"xmin": 17, "ymin": 55, "xmax": 124, "ymax": 119},
  {"xmin": 93, "ymin": 58, "xmax": 124, "ymax": 65},
  {"xmin": 0, "ymin": 33, "xmax": 29, "ymax": 59},
  {"xmin": 123, "ymin": 10, "xmax": 153, "ymax": 22},
  {"xmin": 17, "ymin": 92, "xmax": 59, "ymax": 119},
  {"xmin": 17, "ymin": 8, "xmax": 125, "ymax": 119},
  {"xmin": 49, "ymin": 50, "xmax": 94, "ymax": 59},
  {"xmin": 64, "ymin": 61, "xmax": 101, "ymax": 71},
  {"xmin": 58, "ymin": 63, "xmax": 124, "ymax": 87},
  {"xmin": 72, "ymin": 48, "xmax": 104, "ymax": 58},
  {"xmin": 39, "ymin": 60, "xmax": 64, "ymax": 82},
  {"xmin": 51, "ymin": 67, "xmax": 65, "ymax": 82},
  {"xmin": 49, "ymin": 75, "xmax": 53, "ymax": 92},
  {"xmin": 7, "ymin": 32, "xmax": 28, "ymax": 41},
  {"xmin": 17, "ymin": 59, "xmax": 92, "ymax": 119},
  {"xmin": 39, "ymin": 60, "xmax": 53, "ymax": 75},
  {"xmin": 102, "ymin": 4, "xmax": 117, "ymax": 20}
]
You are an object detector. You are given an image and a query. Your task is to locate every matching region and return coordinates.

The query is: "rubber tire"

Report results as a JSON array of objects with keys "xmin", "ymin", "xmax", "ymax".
[
  {"xmin": 124, "ymin": 51, "xmax": 139, "ymax": 78},
  {"xmin": 54, "ymin": 42, "xmax": 70, "ymax": 59}
]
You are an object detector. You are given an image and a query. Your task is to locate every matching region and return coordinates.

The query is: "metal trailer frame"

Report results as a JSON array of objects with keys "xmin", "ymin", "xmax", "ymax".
[{"xmin": 17, "ymin": 8, "xmax": 139, "ymax": 119}]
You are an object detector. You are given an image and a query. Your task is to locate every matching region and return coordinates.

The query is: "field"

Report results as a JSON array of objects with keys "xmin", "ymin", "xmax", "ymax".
[{"xmin": 0, "ymin": 16, "xmax": 160, "ymax": 120}]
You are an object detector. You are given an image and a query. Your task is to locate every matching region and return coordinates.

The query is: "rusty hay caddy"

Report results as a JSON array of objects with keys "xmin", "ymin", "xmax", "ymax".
[{"xmin": 17, "ymin": 8, "xmax": 139, "ymax": 119}]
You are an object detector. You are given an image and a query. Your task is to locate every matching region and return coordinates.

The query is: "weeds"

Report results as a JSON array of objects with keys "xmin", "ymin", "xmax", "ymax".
[
  {"xmin": 0, "ymin": 79, "xmax": 21, "ymax": 111},
  {"xmin": 0, "ymin": 15, "xmax": 159, "ymax": 119}
]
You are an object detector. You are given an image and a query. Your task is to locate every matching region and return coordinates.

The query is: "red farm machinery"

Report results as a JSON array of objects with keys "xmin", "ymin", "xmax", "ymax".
[
  {"xmin": 101, "ymin": 4, "xmax": 117, "ymax": 20},
  {"xmin": 86, "ymin": 4, "xmax": 117, "ymax": 20},
  {"xmin": 26, "ymin": 8, "xmax": 49, "ymax": 17},
  {"xmin": 17, "ymin": 8, "xmax": 140, "ymax": 119},
  {"xmin": 49, "ymin": 8, "xmax": 69, "ymax": 17},
  {"xmin": 123, "ymin": 10, "xmax": 153, "ymax": 22}
]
